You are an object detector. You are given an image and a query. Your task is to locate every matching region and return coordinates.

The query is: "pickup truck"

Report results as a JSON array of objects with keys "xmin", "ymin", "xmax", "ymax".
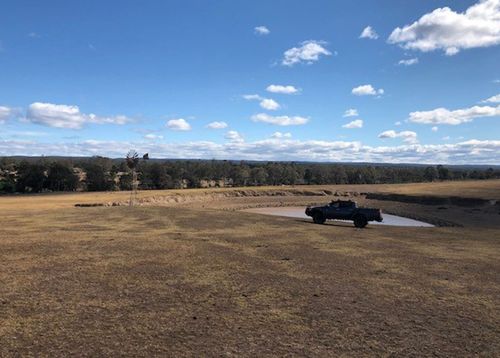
[{"xmin": 305, "ymin": 200, "xmax": 383, "ymax": 228}]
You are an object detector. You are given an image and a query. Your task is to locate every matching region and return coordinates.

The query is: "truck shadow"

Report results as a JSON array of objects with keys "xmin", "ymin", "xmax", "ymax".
[{"xmin": 295, "ymin": 219, "xmax": 372, "ymax": 229}]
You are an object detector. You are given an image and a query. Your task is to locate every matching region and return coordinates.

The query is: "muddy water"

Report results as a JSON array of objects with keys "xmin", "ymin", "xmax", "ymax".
[{"xmin": 242, "ymin": 206, "xmax": 434, "ymax": 227}]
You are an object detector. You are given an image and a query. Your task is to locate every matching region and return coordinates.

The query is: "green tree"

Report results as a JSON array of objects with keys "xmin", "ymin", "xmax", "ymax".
[
  {"xmin": 46, "ymin": 162, "xmax": 79, "ymax": 191},
  {"xmin": 424, "ymin": 166, "xmax": 439, "ymax": 182},
  {"xmin": 16, "ymin": 161, "xmax": 47, "ymax": 193},
  {"xmin": 250, "ymin": 167, "xmax": 268, "ymax": 186},
  {"xmin": 149, "ymin": 163, "xmax": 173, "ymax": 189},
  {"xmin": 83, "ymin": 163, "xmax": 114, "ymax": 191},
  {"xmin": 437, "ymin": 165, "xmax": 450, "ymax": 181}
]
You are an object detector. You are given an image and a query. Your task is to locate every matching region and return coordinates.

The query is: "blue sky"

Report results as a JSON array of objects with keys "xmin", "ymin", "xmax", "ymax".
[{"xmin": 1, "ymin": 0, "xmax": 499, "ymax": 163}]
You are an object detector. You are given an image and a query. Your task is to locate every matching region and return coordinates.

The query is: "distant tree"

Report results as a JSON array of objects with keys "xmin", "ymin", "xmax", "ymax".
[
  {"xmin": 250, "ymin": 167, "xmax": 268, "ymax": 186},
  {"xmin": 149, "ymin": 163, "xmax": 173, "ymax": 189},
  {"xmin": 0, "ymin": 176, "xmax": 16, "ymax": 193},
  {"xmin": 83, "ymin": 163, "xmax": 114, "ymax": 191},
  {"xmin": 424, "ymin": 166, "xmax": 439, "ymax": 182},
  {"xmin": 46, "ymin": 162, "xmax": 79, "ymax": 191},
  {"xmin": 437, "ymin": 165, "xmax": 450, "ymax": 181},
  {"xmin": 119, "ymin": 173, "xmax": 133, "ymax": 190},
  {"xmin": 231, "ymin": 164, "xmax": 251, "ymax": 186},
  {"xmin": 15, "ymin": 161, "xmax": 47, "ymax": 193}
]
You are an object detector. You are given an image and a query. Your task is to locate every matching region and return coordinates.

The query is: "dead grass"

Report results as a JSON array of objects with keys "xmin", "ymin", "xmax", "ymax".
[{"xmin": 0, "ymin": 181, "xmax": 499, "ymax": 356}]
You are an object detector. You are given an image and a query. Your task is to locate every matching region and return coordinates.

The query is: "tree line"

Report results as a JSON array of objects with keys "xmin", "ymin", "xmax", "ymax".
[{"xmin": 0, "ymin": 156, "xmax": 499, "ymax": 194}]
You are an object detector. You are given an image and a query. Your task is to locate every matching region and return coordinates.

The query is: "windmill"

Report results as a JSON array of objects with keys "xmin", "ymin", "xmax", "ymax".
[{"xmin": 126, "ymin": 150, "xmax": 149, "ymax": 206}]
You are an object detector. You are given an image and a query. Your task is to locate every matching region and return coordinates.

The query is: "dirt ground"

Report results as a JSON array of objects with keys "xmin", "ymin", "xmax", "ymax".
[{"xmin": 1, "ymin": 181, "xmax": 499, "ymax": 356}]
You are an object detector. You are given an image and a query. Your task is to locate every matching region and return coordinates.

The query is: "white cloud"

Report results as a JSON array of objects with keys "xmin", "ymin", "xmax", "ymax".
[
  {"xmin": 0, "ymin": 106, "xmax": 16, "ymax": 124},
  {"xmin": 378, "ymin": 130, "xmax": 418, "ymax": 144},
  {"xmin": 254, "ymin": 26, "xmax": 270, "ymax": 35},
  {"xmin": 259, "ymin": 98, "xmax": 280, "ymax": 111},
  {"xmin": 266, "ymin": 85, "xmax": 299, "ymax": 94},
  {"xmin": 144, "ymin": 134, "xmax": 164, "ymax": 140},
  {"xmin": 251, "ymin": 113, "xmax": 309, "ymax": 126},
  {"xmin": 225, "ymin": 130, "xmax": 244, "ymax": 142},
  {"xmin": 482, "ymin": 93, "xmax": 500, "ymax": 103},
  {"xmin": 271, "ymin": 131, "xmax": 292, "ymax": 139},
  {"xmin": 360, "ymin": 26, "xmax": 379, "ymax": 40},
  {"xmin": 378, "ymin": 130, "xmax": 398, "ymax": 138},
  {"xmin": 343, "ymin": 108, "xmax": 359, "ymax": 117},
  {"xmin": 282, "ymin": 40, "xmax": 332, "ymax": 66},
  {"xmin": 352, "ymin": 84, "xmax": 384, "ymax": 96},
  {"xmin": 398, "ymin": 58, "xmax": 419, "ymax": 66},
  {"xmin": 432, "ymin": 126, "xmax": 439, "ymax": 132},
  {"xmin": 388, "ymin": 0, "xmax": 500, "ymax": 56},
  {"xmin": 409, "ymin": 104, "xmax": 500, "ymax": 125},
  {"xmin": 342, "ymin": 119, "xmax": 363, "ymax": 129},
  {"xmin": 442, "ymin": 136, "xmax": 451, "ymax": 141},
  {"xmin": 395, "ymin": 121, "xmax": 402, "ymax": 126},
  {"xmin": 25, "ymin": 102, "xmax": 132, "ymax": 129},
  {"xmin": 242, "ymin": 94, "xmax": 262, "ymax": 101},
  {"xmin": 243, "ymin": 94, "xmax": 280, "ymax": 111},
  {"xmin": 166, "ymin": 118, "xmax": 191, "ymax": 131},
  {"xmin": 2, "ymin": 138, "xmax": 499, "ymax": 164},
  {"xmin": 207, "ymin": 121, "xmax": 228, "ymax": 129}
]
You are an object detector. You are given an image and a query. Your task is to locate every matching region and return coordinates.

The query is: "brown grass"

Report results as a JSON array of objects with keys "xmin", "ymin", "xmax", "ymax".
[{"xmin": 0, "ymin": 181, "xmax": 499, "ymax": 356}]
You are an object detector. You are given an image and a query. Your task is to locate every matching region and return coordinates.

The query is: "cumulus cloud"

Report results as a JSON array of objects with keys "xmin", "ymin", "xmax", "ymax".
[
  {"xmin": 343, "ymin": 108, "xmax": 359, "ymax": 117},
  {"xmin": 395, "ymin": 121, "xmax": 402, "ymax": 126},
  {"xmin": 360, "ymin": 26, "xmax": 379, "ymax": 40},
  {"xmin": 251, "ymin": 113, "xmax": 309, "ymax": 126},
  {"xmin": 482, "ymin": 93, "xmax": 500, "ymax": 103},
  {"xmin": 225, "ymin": 130, "xmax": 244, "ymax": 143},
  {"xmin": 266, "ymin": 85, "xmax": 299, "ymax": 94},
  {"xmin": 282, "ymin": 40, "xmax": 332, "ymax": 66},
  {"xmin": 166, "ymin": 118, "xmax": 191, "ymax": 131},
  {"xmin": 409, "ymin": 104, "xmax": 500, "ymax": 125},
  {"xmin": 2, "ymin": 138, "xmax": 499, "ymax": 164},
  {"xmin": 254, "ymin": 26, "xmax": 270, "ymax": 35},
  {"xmin": 243, "ymin": 94, "xmax": 280, "ymax": 111},
  {"xmin": 378, "ymin": 130, "xmax": 418, "ymax": 144},
  {"xmin": 259, "ymin": 98, "xmax": 280, "ymax": 111},
  {"xmin": 25, "ymin": 102, "xmax": 132, "ymax": 129},
  {"xmin": 342, "ymin": 119, "xmax": 363, "ymax": 129},
  {"xmin": 398, "ymin": 58, "xmax": 419, "ymax": 66},
  {"xmin": 271, "ymin": 131, "xmax": 292, "ymax": 139},
  {"xmin": 432, "ymin": 126, "xmax": 439, "ymax": 132},
  {"xmin": 352, "ymin": 84, "xmax": 384, "ymax": 96},
  {"xmin": 207, "ymin": 121, "xmax": 228, "ymax": 129},
  {"xmin": 388, "ymin": 0, "xmax": 500, "ymax": 56}
]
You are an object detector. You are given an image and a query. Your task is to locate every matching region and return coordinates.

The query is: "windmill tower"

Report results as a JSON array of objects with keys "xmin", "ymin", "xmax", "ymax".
[{"xmin": 126, "ymin": 151, "xmax": 148, "ymax": 206}]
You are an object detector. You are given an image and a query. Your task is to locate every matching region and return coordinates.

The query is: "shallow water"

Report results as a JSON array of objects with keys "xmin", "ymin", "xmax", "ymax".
[{"xmin": 242, "ymin": 206, "xmax": 434, "ymax": 227}]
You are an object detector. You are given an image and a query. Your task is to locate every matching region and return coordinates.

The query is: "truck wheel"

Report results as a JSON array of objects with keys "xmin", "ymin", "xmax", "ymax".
[
  {"xmin": 353, "ymin": 215, "xmax": 368, "ymax": 228},
  {"xmin": 313, "ymin": 213, "xmax": 326, "ymax": 224}
]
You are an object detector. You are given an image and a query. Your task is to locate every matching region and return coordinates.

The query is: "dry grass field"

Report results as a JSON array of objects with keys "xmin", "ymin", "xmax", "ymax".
[{"xmin": 1, "ymin": 180, "xmax": 499, "ymax": 356}]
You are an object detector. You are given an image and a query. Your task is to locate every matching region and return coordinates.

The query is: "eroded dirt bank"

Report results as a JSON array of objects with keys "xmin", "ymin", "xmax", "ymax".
[{"xmin": 98, "ymin": 186, "xmax": 500, "ymax": 228}]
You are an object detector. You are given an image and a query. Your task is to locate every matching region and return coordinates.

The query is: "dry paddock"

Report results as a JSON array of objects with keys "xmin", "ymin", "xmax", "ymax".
[{"xmin": 0, "ymin": 182, "xmax": 499, "ymax": 356}]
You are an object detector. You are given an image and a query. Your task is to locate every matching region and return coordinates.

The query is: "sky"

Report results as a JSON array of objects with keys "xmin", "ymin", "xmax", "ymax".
[{"xmin": 0, "ymin": 0, "xmax": 499, "ymax": 164}]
